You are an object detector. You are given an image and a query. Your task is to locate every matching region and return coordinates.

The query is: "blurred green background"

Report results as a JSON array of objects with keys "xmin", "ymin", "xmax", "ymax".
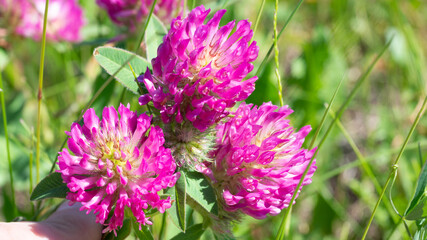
[{"xmin": 1, "ymin": 0, "xmax": 427, "ymax": 239}]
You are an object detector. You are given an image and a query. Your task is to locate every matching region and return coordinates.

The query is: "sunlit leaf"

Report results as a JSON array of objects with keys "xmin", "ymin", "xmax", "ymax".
[
  {"xmin": 405, "ymin": 157, "xmax": 427, "ymax": 219},
  {"xmin": 184, "ymin": 171, "xmax": 218, "ymax": 215},
  {"xmin": 133, "ymin": 219, "xmax": 154, "ymax": 240},
  {"xmin": 30, "ymin": 172, "xmax": 68, "ymax": 201},
  {"xmin": 166, "ymin": 172, "xmax": 186, "ymax": 232},
  {"xmin": 170, "ymin": 223, "xmax": 205, "ymax": 240},
  {"xmin": 93, "ymin": 47, "xmax": 151, "ymax": 94}
]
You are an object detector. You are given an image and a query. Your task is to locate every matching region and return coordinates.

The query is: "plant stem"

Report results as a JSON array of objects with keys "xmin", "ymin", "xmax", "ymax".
[
  {"xmin": 35, "ymin": 0, "xmax": 49, "ymax": 183},
  {"xmin": 136, "ymin": 0, "xmax": 158, "ymax": 53},
  {"xmin": 255, "ymin": 0, "xmax": 304, "ymax": 77},
  {"xmin": 309, "ymin": 77, "xmax": 344, "ymax": 150},
  {"xmin": 329, "ymin": 109, "xmax": 399, "ymax": 223},
  {"xmin": 277, "ymin": 39, "xmax": 392, "ymax": 240},
  {"xmin": 0, "ymin": 72, "xmax": 17, "ymax": 217},
  {"xmin": 275, "ymin": 75, "xmax": 343, "ymax": 240},
  {"xmin": 273, "ymin": 0, "xmax": 283, "ymax": 107},
  {"xmin": 316, "ymin": 38, "xmax": 393, "ymax": 153},
  {"xmin": 361, "ymin": 95, "xmax": 427, "ymax": 239},
  {"xmin": 252, "ymin": 0, "xmax": 266, "ymax": 39}
]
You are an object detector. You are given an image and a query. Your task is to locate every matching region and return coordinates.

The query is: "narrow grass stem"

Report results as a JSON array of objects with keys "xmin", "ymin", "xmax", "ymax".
[
  {"xmin": 316, "ymin": 141, "xmax": 427, "ymax": 183},
  {"xmin": 361, "ymin": 95, "xmax": 427, "ymax": 239},
  {"xmin": 49, "ymin": 137, "xmax": 67, "ymax": 173},
  {"xmin": 277, "ymin": 40, "xmax": 392, "ymax": 240},
  {"xmin": 329, "ymin": 109, "xmax": 399, "ymax": 223},
  {"xmin": 273, "ymin": 0, "xmax": 284, "ymax": 106},
  {"xmin": 221, "ymin": 0, "xmax": 230, "ymax": 9},
  {"xmin": 308, "ymin": 76, "xmax": 344, "ymax": 150},
  {"xmin": 275, "ymin": 74, "xmax": 343, "ymax": 240},
  {"xmin": 49, "ymin": 2, "xmax": 156, "ymax": 173},
  {"xmin": 255, "ymin": 0, "xmax": 304, "ymax": 77},
  {"xmin": 0, "ymin": 72, "xmax": 17, "ymax": 217},
  {"xmin": 136, "ymin": 0, "xmax": 158, "ymax": 53},
  {"xmin": 29, "ymin": 127, "xmax": 35, "ymax": 195},
  {"xmin": 361, "ymin": 166, "xmax": 397, "ymax": 240},
  {"xmin": 252, "ymin": 0, "xmax": 266, "ymax": 39},
  {"xmin": 35, "ymin": 0, "xmax": 49, "ymax": 183},
  {"xmin": 316, "ymin": 38, "xmax": 392, "ymax": 152},
  {"xmin": 387, "ymin": 169, "xmax": 412, "ymax": 238}
]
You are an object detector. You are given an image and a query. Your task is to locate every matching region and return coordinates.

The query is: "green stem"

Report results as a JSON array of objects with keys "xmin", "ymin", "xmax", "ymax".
[
  {"xmin": 49, "ymin": 137, "xmax": 67, "ymax": 173},
  {"xmin": 316, "ymin": 38, "xmax": 392, "ymax": 154},
  {"xmin": 273, "ymin": 0, "xmax": 283, "ymax": 107},
  {"xmin": 0, "ymin": 72, "xmax": 17, "ymax": 217},
  {"xmin": 255, "ymin": 0, "xmax": 304, "ymax": 77},
  {"xmin": 275, "ymin": 75, "xmax": 342, "ymax": 240},
  {"xmin": 277, "ymin": 39, "xmax": 392, "ymax": 240},
  {"xmin": 252, "ymin": 0, "xmax": 266, "ymax": 39},
  {"xmin": 221, "ymin": 0, "xmax": 230, "ymax": 9},
  {"xmin": 361, "ymin": 95, "xmax": 427, "ymax": 239},
  {"xmin": 387, "ymin": 169, "xmax": 412, "ymax": 238},
  {"xmin": 316, "ymin": 141, "xmax": 427, "ymax": 184},
  {"xmin": 329, "ymin": 109, "xmax": 399, "ymax": 223},
  {"xmin": 35, "ymin": 0, "xmax": 49, "ymax": 183},
  {"xmin": 309, "ymin": 77, "xmax": 344, "ymax": 150},
  {"xmin": 136, "ymin": 0, "xmax": 158, "ymax": 53}
]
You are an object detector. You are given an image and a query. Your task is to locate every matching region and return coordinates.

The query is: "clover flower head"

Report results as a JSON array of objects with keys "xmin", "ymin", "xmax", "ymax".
[
  {"xmin": 209, "ymin": 102, "xmax": 316, "ymax": 219},
  {"xmin": 139, "ymin": 5, "xmax": 259, "ymax": 132},
  {"xmin": 96, "ymin": 0, "xmax": 179, "ymax": 30},
  {"xmin": 57, "ymin": 104, "xmax": 180, "ymax": 233},
  {"xmin": 1, "ymin": 0, "xmax": 85, "ymax": 42}
]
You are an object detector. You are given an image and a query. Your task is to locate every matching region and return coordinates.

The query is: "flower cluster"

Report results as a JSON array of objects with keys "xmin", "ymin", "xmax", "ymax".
[
  {"xmin": 0, "ymin": 0, "xmax": 85, "ymax": 42},
  {"xmin": 57, "ymin": 104, "xmax": 180, "ymax": 233},
  {"xmin": 54, "ymin": 4, "xmax": 317, "ymax": 236},
  {"xmin": 96, "ymin": 0, "xmax": 179, "ymax": 30},
  {"xmin": 138, "ymin": 5, "xmax": 259, "ymax": 132},
  {"xmin": 207, "ymin": 103, "xmax": 316, "ymax": 219}
]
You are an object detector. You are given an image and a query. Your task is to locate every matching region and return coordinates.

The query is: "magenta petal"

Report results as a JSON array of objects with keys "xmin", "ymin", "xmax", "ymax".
[
  {"xmin": 210, "ymin": 102, "xmax": 316, "ymax": 219},
  {"xmin": 137, "ymin": 5, "xmax": 259, "ymax": 131},
  {"xmin": 57, "ymin": 105, "xmax": 178, "ymax": 233}
]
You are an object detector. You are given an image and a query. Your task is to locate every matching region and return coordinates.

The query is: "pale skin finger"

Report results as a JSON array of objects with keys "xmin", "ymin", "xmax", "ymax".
[{"xmin": 0, "ymin": 202, "xmax": 102, "ymax": 240}]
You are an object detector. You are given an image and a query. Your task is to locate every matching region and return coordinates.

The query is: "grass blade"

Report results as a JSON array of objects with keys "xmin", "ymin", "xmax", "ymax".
[
  {"xmin": 0, "ymin": 72, "xmax": 17, "ymax": 217},
  {"xmin": 328, "ymin": 108, "xmax": 399, "ymax": 222},
  {"xmin": 361, "ymin": 95, "xmax": 427, "ymax": 239},
  {"xmin": 136, "ymin": 0, "xmax": 158, "ymax": 53},
  {"xmin": 316, "ymin": 37, "xmax": 393, "ymax": 152},
  {"xmin": 308, "ymin": 75, "xmax": 344, "ymax": 150},
  {"xmin": 35, "ymin": 0, "xmax": 49, "ymax": 183},
  {"xmin": 316, "ymin": 141, "xmax": 427, "ymax": 184},
  {"xmin": 276, "ymin": 38, "xmax": 392, "ymax": 240},
  {"xmin": 273, "ymin": 0, "xmax": 284, "ymax": 106},
  {"xmin": 255, "ymin": 0, "xmax": 304, "ymax": 77},
  {"xmin": 275, "ymin": 73, "xmax": 343, "ymax": 240},
  {"xmin": 252, "ymin": 0, "xmax": 266, "ymax": 40}
]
